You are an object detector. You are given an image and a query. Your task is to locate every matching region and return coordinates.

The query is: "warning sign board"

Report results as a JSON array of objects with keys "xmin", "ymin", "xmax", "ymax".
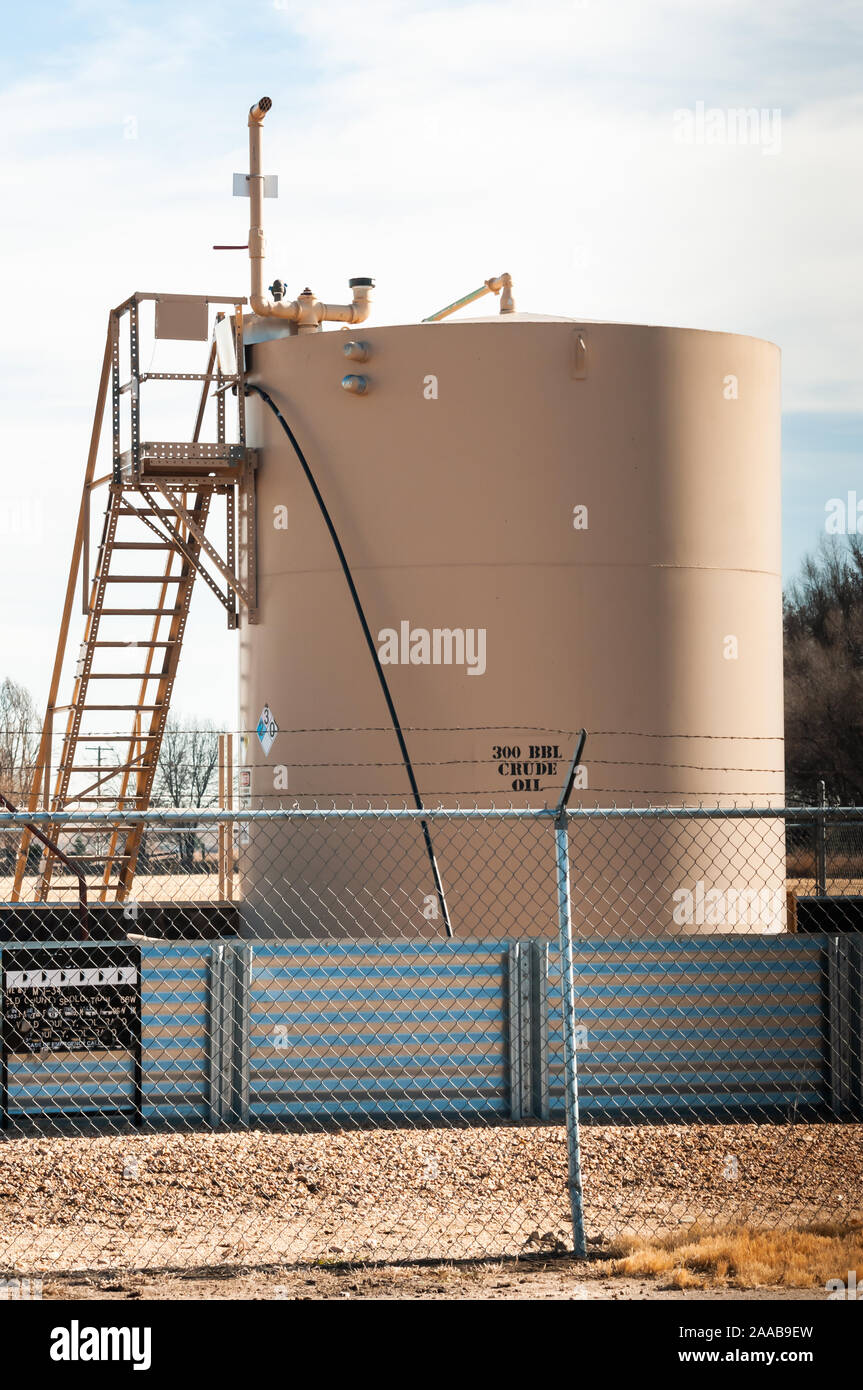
[{"xmin": 256, "ymin": 704, "xmax": 279, "ymax": 757}]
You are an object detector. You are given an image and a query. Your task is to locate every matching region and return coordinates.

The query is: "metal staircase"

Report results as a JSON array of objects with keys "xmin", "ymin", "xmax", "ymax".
[{"xmin": 12, "ymin": 292, "xmax": 259, "ymax": 903}]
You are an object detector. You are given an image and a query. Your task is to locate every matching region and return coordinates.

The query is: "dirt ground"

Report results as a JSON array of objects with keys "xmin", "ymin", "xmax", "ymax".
[
  {"xmin": 38, "ymin": 1257, "xmax": 831, "ymax": 1300},
  {"xmin": 1, "ymin": 1121, "xmax": 860, "ymax": 1298}
]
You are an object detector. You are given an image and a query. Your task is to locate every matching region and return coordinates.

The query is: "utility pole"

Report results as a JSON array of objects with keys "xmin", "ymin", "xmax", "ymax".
[{"xmin": 85, "ymin": 744, "xmax": 116, "ymax": 863}]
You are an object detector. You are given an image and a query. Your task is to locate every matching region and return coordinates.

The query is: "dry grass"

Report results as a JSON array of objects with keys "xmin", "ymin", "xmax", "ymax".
[{"xmin": 602, "ymin": 1220, "xmax": 863, "ymax": 1290}]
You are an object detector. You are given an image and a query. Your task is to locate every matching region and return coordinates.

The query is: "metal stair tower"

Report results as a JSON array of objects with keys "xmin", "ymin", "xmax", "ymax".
[{"xmin": 12, "ymin": 292, "xmax": 259, "ymax": 903}]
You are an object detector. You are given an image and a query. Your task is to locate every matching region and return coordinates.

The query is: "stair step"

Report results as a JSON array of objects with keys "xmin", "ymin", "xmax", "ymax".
[
  {"xmin": 72, "ymin": 796, "xmax": 140, "ymax": 803},
  {"xmin": 102, "ymin": 576, "xmax": 183, "ymax": 583},
  {"xmin": 87, "ymin": 673, "xmax": 161, "ymax": 679},
  {"xmin": 100, "ymin": 608, "xmax": 181, "ymax": 616},
  {"xmin": 93, "ymin": 641, "xmax": 178, "ymax": 647},
  {"xmin": 111, "ymin": 542, "xmax": 180, "ymax": 550},
  {"xmin": 70, "ymin": 767, "xmax": 143, "ymax": 778},
  {"xmin": 80, "ymin": 704, "xmax": 164, "ymax": 711},
  {"xmin": 117, "ymin": 508, "xmax": 176, "ymax": 518},
  {"xmin": 71, "ymin": 734, "xmax": 160, "ymax": 741}
]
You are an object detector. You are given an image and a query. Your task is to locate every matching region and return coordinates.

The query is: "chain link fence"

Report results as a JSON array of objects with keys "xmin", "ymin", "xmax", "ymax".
[{"xmin": 0, "ymin": 802, "xmax": 860, "ymax": 1275}]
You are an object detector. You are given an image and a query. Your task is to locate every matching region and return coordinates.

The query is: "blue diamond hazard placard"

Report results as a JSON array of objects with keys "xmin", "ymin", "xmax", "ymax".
[{"xmin": 256, "ymin": 703, "xmax": 279, "ymax": 757}]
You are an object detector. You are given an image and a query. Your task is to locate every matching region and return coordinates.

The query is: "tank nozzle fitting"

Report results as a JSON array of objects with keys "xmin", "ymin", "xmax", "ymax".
[{"xmin": 484, "ymin": 273, "xmax": 515, "ymax": 314}]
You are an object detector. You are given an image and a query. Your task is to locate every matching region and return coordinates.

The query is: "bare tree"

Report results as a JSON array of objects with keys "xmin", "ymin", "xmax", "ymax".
[
  {"xmin": 0, "ymin": 677, "xmax": 42, "ymax": 871},
  {"xmin": 153, "ymin": 717, "xmax": 221, "ymax": 871},
  {"xmin": 0, "ymin": 677, "xmax": 41, "ymax": 800},
  {"xmin": 784, "ymin": 536, "xmax": 863, "ymax": 804}
]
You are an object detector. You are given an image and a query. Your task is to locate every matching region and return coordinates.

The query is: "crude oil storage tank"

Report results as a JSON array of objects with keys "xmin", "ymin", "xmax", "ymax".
[{"xmin": 235, "ymin": 100, "xmax": 785, "ymax": 939}]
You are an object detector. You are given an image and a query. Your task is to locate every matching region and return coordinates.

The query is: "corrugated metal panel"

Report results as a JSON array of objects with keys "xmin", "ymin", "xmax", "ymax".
[
  {"xmin": 0, "ymin": 935, "xmax": 838, "ymax": 1127},
  {"xmin": 546, "ymin": 937, "xmax": 826, "ymax": 1118},
  {"xmin": 6, "ymin": 1052, "xmax": 134, "ymax": 1117},
  {"xmin": 247, "ymin": 941, "xmax": 509, "ymax": 1121},
  {"xmin": 140, "ymin": 943, "xmax": 211, "ymax": 1120}
]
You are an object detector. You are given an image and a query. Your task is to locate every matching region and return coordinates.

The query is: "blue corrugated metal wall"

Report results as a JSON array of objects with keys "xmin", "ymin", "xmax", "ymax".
[
  {"xmin": 247, "ymin": 941, "xmax": 510, "ymax": 1121},
  {"xmin": 546, "ymin": 937, "xmax": 826, "ymax": 1118},
  {"xmin": 141, "ymin": 943, "xmax": 212, "ymax": 1121},
  {"xmin": 5, "ymin": 1053, "xmax": 135, "ymax": 1118},
  {"xmin": 0, "ymin": 936, "xmax": 837, "ymax": 1125}
]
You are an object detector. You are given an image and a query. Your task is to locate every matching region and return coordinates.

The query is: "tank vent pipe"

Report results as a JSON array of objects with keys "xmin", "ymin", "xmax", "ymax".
[
  {"xmin": 422, "ymin": 273, "xmax": 514, "ymax": 323},
  {"xmin": 245, "ymin": 98, "xmax": 374, "ymax": 328}
]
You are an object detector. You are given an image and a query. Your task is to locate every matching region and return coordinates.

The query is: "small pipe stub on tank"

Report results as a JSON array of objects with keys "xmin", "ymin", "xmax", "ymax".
[
  {"xmin": 343, "ymin": 340, "xmax": 370, "ymax": 363},
  {"xmin": 341, "ymin": 374, "xmax": 369, "ymax": 395}
]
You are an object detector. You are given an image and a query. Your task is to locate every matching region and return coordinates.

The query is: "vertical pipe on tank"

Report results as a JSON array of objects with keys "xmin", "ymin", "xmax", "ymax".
[{"xmin": 247, "ymin": 97, "xmax": 272, "ymax": 311}]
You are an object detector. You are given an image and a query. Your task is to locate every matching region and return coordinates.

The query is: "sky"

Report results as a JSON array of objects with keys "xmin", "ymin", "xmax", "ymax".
[{"xmin": 0, "ymin": 0, "xmax": 861, "ymax": 727}]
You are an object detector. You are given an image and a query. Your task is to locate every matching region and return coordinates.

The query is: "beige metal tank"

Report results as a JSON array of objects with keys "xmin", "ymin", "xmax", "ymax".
[{"xmin": 238, "ymin": 313, "xmax": 784, "ymax": 939}]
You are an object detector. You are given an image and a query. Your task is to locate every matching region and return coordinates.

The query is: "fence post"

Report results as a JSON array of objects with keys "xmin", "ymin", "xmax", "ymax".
[
  {"xmin": 816, "ymin": 781, "xmax": 827, "ymax": 897},
  {"xmin": 554, "ymin": 735, "xmax": 588, "ymax": 1258},
  {"xmin": 208, "ymin": 942, "xmax": 229, "ymax": 1124},
  {"xmin": 228, "ymin": 942, "xmax": 251, "ymax": 1126},
  {"xmin": 531, "ymin": 940, "xmax": 551, "ymax": 1121},
  {"xmin": 825, "ymin": 934, "xmax": 863, "ymax": 1119},
  {"xmin": 507, "ymin": 943, "xmax": 532, "ymax": 1121}
]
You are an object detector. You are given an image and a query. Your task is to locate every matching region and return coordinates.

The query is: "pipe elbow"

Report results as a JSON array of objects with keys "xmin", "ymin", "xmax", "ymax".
[
  {"xmin": 315, "ymin": 281, "xmax": 374, "ymax": 327},
  {"xmin": 484, "ymin": 272, "xmax": 515, "ymax": 314},
  {"xmin": 348, "ymin": 278, "xmax": 374, "ymax": 322},
  {"xmin": 348, "ymin": 299, "xmax": 372, "ymax": 325},
  {"xmin": 249, "ymin": 96, "xmax": 272, "ymax": 126}
]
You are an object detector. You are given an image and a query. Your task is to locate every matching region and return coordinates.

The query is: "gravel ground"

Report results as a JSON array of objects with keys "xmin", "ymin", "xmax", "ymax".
[{"xmin": 0, "ymin": 1122, "xmax": 860, "ymax": 1278}]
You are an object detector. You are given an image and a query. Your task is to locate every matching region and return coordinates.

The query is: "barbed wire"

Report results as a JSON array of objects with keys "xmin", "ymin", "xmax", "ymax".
[
  {"xmin": 14, "ymin": 725, "xmax": 787, "ymax": 739},
  {"xmin": 0, "ymin": 790, "xmax": 808, "ymax": 809}
]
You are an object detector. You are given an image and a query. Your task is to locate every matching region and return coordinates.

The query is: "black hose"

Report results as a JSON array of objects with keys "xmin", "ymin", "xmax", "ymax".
[{"xmin": 245, "ymin": 383, "xmax": 453, "ymax": 938}]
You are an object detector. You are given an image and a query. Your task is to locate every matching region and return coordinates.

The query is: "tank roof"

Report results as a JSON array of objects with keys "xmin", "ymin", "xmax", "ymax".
[{"xmin": 439, "ymin": 311, "xmax": 579, "ymax": 324}]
